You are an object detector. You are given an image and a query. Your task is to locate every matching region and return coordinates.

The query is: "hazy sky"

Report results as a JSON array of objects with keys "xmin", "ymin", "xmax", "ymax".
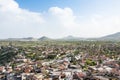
[{"xmin": 0, "ymin": 0, "xmax": 120, "ymax": 39}]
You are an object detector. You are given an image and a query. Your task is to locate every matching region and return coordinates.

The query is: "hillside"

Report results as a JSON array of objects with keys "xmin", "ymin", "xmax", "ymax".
[
  {"xmin": 38, "ymin": 36, "xmax": 52, "ymax": 41},
  {"xmin": 60, "ymin": 35, "xmax": 86, "ymax": 41},
  {"xmin": 99, "ymin": 32, "xmax": 120, "ymax": 41},
  {"xmin": 1, "ymin": 32, "xmax": 120, "ymax": 41}
]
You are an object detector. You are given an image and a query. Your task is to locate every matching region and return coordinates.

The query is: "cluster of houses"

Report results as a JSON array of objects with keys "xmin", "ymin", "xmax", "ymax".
[{"xmin": 0, "ymin": 42, "xmax": 120, "ymax": 80}]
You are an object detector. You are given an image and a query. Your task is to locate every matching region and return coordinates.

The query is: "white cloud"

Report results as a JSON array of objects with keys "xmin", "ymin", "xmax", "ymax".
[
  {"xmin": 88, "ymin": 15, "xmax": 120, "ymax": 37},
  {"xmin": 0, "ymin": 0, "xmax": 19, "ymax": 12},
  {"xmin": 48, "ymin": 7, "xmax": 120, "ymax": 38},
  {"xmin": 0, "ymin": 0, "xmax": 120, "ymax": 38},
  {"xmin": 49, "ymin": 7, "xmax": 78, "ymax": 29},
  {"xmin": 0, "ymin": 0, "xmax": 44, "ymax": 38}
]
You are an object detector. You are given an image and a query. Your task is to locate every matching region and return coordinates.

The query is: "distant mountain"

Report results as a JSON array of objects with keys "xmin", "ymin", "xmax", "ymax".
[
  {"xmin": 60, "ymin": 35, "xmax": 86, "ymax": 41},
  {"xmin": 2, "ymin": 32, "xmax": 120, "ymax": 41},
  {"xmin": 22, "ymin": 37, "xmax": 37, "ymax": 41},
  {"xmin": 6, "ymin": 37, "xmax": 37, "ymax": 41},
  {"xmin": 99, "ymin": 32, "xmax": 120, "ymax": 41},
  {"xmin": 61, "ymin": 32, "xmax": 120, "ymax": 41},
  {"xmin": 38, "ymin": 36, "xmax": 52, "ymax": 41}
]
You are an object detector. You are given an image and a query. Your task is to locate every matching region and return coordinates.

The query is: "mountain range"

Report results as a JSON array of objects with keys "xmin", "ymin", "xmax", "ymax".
[{"xmin": 2, "ymin": 32, "xmax": 120, "ymax": 41}]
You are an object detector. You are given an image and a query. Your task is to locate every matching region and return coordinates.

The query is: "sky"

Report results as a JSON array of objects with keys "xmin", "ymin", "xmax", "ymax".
[{"xmin": 0, "ymin": 0, "xmax": 120, "ymax": 39}]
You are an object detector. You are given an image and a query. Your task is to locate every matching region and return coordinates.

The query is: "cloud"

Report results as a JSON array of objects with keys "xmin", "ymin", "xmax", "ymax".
[
  {"xmin": 88, "ymin": 15, "xmax": 120, "ymax": 37},
  {"xmin": 49, "ymin": 7, "xmax": 78, "ymax": 29},
  {"xmin": 47, "ymin": 7, "xmax": 81, "ymax": 37},
  {"xmin": 0, "ymin": 0, "xmax": 120, "ymax": 38},
  {"xmin": 48, "ymin": 7, "xmax": 120, "ymax": 38},
  {"xmin": 0, "ymin": 0, "xmax": 19, "ymax": 12},
  {"xmin": 0, "ymin": 0, "xmax": 44, "ymax": 38}
]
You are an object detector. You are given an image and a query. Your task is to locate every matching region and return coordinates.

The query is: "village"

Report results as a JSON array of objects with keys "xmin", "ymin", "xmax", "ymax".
[{"xmin": 0, "ymin": 41, "xmax": 120, "ymax": 80}]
